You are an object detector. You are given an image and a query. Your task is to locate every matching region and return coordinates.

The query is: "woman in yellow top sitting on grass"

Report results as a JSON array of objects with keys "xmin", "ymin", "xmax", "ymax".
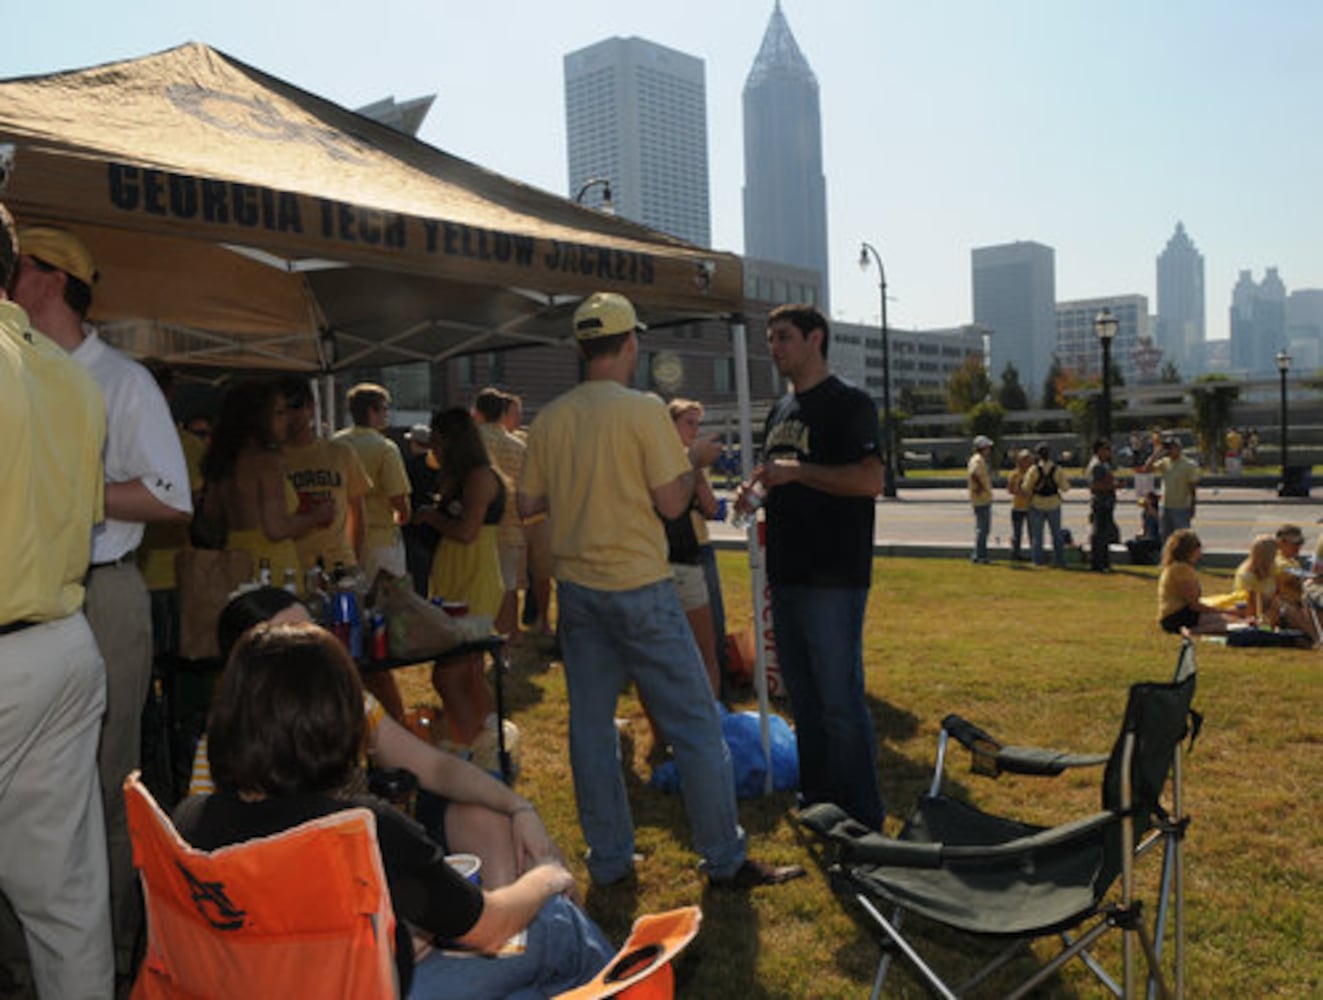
[{"xmin": 1156, "ymin": 529, "xmax": 1244, "ymax": 634}]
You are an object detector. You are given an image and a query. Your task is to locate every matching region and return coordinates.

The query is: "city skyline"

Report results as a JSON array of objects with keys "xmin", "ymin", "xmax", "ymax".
[{"xmin": 7, "ymin": 0, "xmax": 1320, "ymax": 345}]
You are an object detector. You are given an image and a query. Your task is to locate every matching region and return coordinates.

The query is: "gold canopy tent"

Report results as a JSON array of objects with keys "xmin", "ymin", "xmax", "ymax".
[{"xmin": 0, "ymin": 42, "xmax": 744, "ymax": 372}]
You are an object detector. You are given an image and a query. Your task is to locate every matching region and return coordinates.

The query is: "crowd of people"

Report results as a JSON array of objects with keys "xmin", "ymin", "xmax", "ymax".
[
  {"xmin": 6, "ymin": 203, "xmax": 1313, "ymax": 998},
  {"xmin": 0, "ymin": 209, "xmax": 848, "ymax": 999}
]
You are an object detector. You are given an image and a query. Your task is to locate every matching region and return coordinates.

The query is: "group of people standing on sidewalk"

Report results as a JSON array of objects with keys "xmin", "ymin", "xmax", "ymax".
[{"xmin": 968, "ymin": 429, "xmax": 1202, "ymax": 573}]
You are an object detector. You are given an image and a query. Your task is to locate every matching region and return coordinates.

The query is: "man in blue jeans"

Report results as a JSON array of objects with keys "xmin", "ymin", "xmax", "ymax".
[
  {"xmin": 519, "ymin": 291, "xmax": 804, "ymax": 889},
  {"xmin": 734, "ymin": 304, "xmax": 886, "ymax": 830}
]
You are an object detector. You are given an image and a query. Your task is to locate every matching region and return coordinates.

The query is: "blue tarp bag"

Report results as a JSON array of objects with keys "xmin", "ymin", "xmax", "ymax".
[{"xmin": 649, "ymin": 706, "xmax": 799, "ymax": 798}]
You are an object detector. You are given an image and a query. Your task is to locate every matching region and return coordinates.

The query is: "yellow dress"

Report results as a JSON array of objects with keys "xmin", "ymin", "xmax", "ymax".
[
  {"xmin": 429, "ymin": 525, "xmax": 504, "ymax": 618},
  {"xmin": 427, "ymin": 475, "xmax": 506, "ymax": 618}
]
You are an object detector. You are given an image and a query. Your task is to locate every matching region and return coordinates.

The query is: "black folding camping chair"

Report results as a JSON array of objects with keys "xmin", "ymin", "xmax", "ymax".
[{"xmin": 800, "ymin": 638, "xmax": 1200, "ymax": 999}]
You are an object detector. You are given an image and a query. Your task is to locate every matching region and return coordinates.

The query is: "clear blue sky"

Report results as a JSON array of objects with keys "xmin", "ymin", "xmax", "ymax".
[{"xmin": 7, "ymin": 0, "xmax": 1320, "ymax": 342}]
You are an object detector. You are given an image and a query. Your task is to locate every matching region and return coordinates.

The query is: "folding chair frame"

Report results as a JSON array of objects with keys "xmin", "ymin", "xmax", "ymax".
[{"xmin": 803, "ymin": 640, "xmax": 1198, "ymax": 1000}]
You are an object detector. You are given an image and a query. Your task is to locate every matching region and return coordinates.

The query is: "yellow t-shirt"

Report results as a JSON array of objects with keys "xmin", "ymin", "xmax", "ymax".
[
  {"xmin": 479, "ymin": 423, "xmax": 527, "ymax": 547},
  {"xmin": 0, "ymin": 303, "xmax": 106, "ymax": 623},
  {"xmin": 967, "ymin": 452, "xmax": 992, "ymax": 506},
  {"xmin": 1157, "ymin": 561, "xmax": 1199, "ymax": 622},
  {"xmin": 334, "ymin": 426, "xmax": 410, "ymax": 550},
  {"xmin": 1024, "ymin": 462, "xmax": 1069, "ymax": 512},
  {"xmin": 285, "ymin": 437, "xmax": 370, "ymax": 571},
  {"xmin": 189, "ymin": 692, "xmax": 387, "ymax": 796},
  {"xmin": 522, "ymin": 381, "xmax": 690, "ymax": 591},
  {"xmin": 1153, "ymin": 455, "xmax": 1199, "ymax": 509},
  {"xmin": 1276, "ymin": 552, "xmax": 1306, "ymax": 604},
  {"xmin": 1007, "ymin": 467, "xmax": 1031, "ymax": 512}
]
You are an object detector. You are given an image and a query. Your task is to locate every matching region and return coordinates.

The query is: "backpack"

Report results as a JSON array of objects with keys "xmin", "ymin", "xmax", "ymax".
[{"xmin": 1034, "ymin": 462, "xmax": 1060, "ymax": 498}]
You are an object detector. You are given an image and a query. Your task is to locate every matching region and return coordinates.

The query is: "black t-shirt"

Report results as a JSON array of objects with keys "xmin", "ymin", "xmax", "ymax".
[
  {"xmin": 174, "ymin": 790, "xmax": 484, "ymax": 993},
  {"xmin": 762, "ymin": 375, "xmax": 879, "ymax": 588}
]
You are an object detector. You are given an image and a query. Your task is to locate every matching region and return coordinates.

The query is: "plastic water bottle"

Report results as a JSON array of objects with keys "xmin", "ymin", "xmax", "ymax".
[{"xmin": 729, "ymin": 483, "xmax": 765, "ymax": 530}]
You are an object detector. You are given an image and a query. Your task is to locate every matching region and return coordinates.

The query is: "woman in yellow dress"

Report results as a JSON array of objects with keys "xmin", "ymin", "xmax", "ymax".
[
  {"xmin": 201, "ymin": 378, "xmax": 332, "ymax": 587},
  {"xmin": 1156, "ymin": 529, "xmax": 1243, "ymax": 635},
  {"xmin": 413, "ymin": 407, "xmax": 506, "ymax": 749}
]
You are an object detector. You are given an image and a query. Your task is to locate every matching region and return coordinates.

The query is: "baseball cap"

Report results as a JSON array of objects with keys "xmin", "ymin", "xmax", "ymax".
[
  {"xmin": 573, "ymin": 292, "xmax": 646, "ymax": 341},
  {"xmin": 973, "ymin": 435, "xmax": 993, "ymax": 449},
  {"xmin": 19, "ymin": 226, "xmax": 98, "ymax": 285},
  {"xmin": 405, "ymin": 424, "xmax": 432, "ymax": 447}
]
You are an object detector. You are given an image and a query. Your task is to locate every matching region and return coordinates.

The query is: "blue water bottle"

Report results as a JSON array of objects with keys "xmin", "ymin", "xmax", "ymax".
[{"xmin": 334, "ymin": 581, "xmax": 363, "ymax": 660}]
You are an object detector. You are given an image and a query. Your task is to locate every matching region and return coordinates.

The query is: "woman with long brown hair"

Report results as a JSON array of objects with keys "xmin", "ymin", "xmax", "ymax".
[{"xmin": 412, "ymin": 407, "xmax": 506, "ymax": 752}]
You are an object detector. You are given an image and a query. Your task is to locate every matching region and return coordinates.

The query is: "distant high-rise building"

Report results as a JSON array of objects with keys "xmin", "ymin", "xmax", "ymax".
[
  {"xmin": 1155, "ymin": 222, "xmax": 1205, "ymax": 377},
  {"xmin": 1286, "ymin": 289, "xmax": 1323, "ymax": 370},
  {"xmin": 742, "ymin": 2, "xmax": 829, "ymax": 310},
  {"xmin": 971, "ymin": 241, "xmax": 1057, "ymax": 399},
  {"xmin": 1055, "ymin": 295, "xmax": 1150, "ymax": 386},
  {"xmin": 563, "ymin": 36, "xmax": 710, "ymax": 247},
  {"xmin": 1230, "ymin": 268, "xmax": 1288, "ymax": 375}
]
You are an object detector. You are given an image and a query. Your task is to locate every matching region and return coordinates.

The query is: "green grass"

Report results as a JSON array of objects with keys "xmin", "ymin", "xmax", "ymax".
[{"xmin": 398, "ymin": 554, "xmax": 1323, "ymax": 998}]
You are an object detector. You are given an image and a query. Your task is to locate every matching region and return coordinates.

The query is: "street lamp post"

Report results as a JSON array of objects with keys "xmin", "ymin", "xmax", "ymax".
[
  {"xmin": 573, "ymin": 177, "xmax": 614, "ymax": 213},
  {"xmin": 1277, "ymin": 348, "xmax": 1292, "ymax": 480},
  {"xmin": 1094, "ymin": 308, "xmax": 1118, "ymax": 442},
  {"xmin": 859, "ymin": 241, "xmax": 897, "ymax": 498}
]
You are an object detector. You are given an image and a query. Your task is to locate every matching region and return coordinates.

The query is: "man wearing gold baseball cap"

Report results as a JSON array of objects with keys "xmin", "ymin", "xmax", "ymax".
[
  {"xmin": 518, "ymin": 291, "xmax": 804, "ymax": 889},
  {"xmin": 0, "ymin": 207, "xmax": 114, "ymax": 996},
  {"xmin": 15, "ymin": 225, "xmax": 193, "ymax": 980}
]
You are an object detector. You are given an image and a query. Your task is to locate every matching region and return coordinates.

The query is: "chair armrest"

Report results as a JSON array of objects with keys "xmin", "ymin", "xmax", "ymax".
[
  {"xmin": 941, "ymin": 714, "xmax": 1108, "ymax": 777},
  {"xmin": 940, "ymin": 810, "xmax": 1117, "ymax": 862}
]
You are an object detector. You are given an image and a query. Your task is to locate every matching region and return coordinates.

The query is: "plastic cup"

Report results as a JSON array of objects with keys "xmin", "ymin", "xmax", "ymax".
[{"xmin": 445, "ymin": 852, "xmax": 482, "ymax": 886}]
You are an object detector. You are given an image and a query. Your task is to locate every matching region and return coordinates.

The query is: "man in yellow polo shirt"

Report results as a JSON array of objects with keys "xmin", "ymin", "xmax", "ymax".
[
  {"xmin": 518, "ymin": 291, "xmax": 803, "ymax": 890},
  {"xmin": 0, "ymin": 203, "xmax": 113, "ymax": 997},
  {"xmin": 335, "ymin": 383, "xmax": 410, "ymax": 582}
]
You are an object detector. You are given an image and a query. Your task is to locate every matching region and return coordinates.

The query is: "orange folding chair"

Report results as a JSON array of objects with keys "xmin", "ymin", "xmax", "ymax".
[
  {"xmin": 124, "ymin": 771, "xmax": 397, "ymax": 999},
  {"xmin": 555, "ymin": 906, "xmax": 702, "ymax": 1000}
]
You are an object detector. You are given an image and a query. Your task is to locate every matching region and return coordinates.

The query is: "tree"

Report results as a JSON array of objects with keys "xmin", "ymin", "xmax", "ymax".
[
  {"xmin": 946, "ymin": 353, "xmax": 991, "ymax": 414},
  {"xmin": 996, "ymin": 362, "xmax": 1029, "ymax": 411},
  {"xmin": 1189, "ymin": 375, "xmax": 1240, "ymax": 471},
  {"xmin": 1040, "ymin": 356, "xmax": 1066, "ymax": 410},
  {"xmin": 966, "ymin": 400, "xmax": 1006, "ymax": 449}
]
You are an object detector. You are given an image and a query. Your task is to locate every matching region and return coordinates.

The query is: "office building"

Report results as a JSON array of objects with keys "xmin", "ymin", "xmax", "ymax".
[
  {"xmin": 1154, "ymin": 222, "xmax": 1205, "ymax": 378},
  {"xmin": 831, "ymin": 320, "xmax": 984, "ymax": 412},
  {"xmin": 971, "ymin": 241, "xmax": 1057, "ymax": 401},
  {"xmin": 1230, "ymin": 268, "xmax": 1287, "ymax": 375},
  {"xmin": 1055, "ymin": 295, "xmax": 1149, "ymax": 386},
  {"xmin": 564, "ymin": 36, "xmax": 710, "ymax": 247},
  {"xmin": 742, "ymin": 2, "xmax": 830, "ymax": 309}
]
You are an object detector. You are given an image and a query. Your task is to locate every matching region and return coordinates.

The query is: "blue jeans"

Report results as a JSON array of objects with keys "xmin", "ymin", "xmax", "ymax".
[
  {"xmin": 409, "ymin": 895, "xmax": 613, "ymax": 999},
  {"xmin": 769, "ymin": 586, "xmax": 885, "ymax": 828},
  {"xmin": 698, "ymin": 544, "xmax": 730, "ymax": 682},
  {"xmin": 1028, "ymin": 507, "xmax": 1065, "ymax": 567},
  {"xmin": 972, "ymin": 504, "xmax": 991, "ymax": 562},
  {"xmin": 1160, "ymin": 506, "xmax": 1192, "ymax": 543},
  {"xmin": 557, "ymin": 579, "xmax": 746, "ymax": 883},
  {"xmin": 1010, "ymin": 509, "xmax": 1029, "ymax": 558}
]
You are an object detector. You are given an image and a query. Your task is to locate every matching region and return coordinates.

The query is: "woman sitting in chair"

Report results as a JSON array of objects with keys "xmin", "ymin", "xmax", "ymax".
[
  {"xmin": 189, "ymin": 586, "xmax": 560, "ymax": 889},
  {"xmin": 1156, "ymin": 529, "xmax": 1244, "ymax": 635},
  {"xmin": 175, "ymin": 622, "xmax": 612, "ymax": 999}
]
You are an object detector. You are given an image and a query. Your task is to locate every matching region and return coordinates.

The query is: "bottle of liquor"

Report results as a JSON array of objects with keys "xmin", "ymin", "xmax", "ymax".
[{"xmin": 258, "ymin": 557, "xmax": 272, "ymax": 587}]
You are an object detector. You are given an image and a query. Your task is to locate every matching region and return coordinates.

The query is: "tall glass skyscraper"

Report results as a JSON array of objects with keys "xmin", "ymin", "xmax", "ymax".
[
  {"xmin": 971, "ymin": 241, "xmax": 1057, "ymax": 401},
  {"xmin": 742, "ymin": 3, "xmax": 829, "ymax": 310},
  {"xmin": 1155, "ymin": 222, "xmax": 1205, "ymax": 377},
  {"xmin": 563, "ymin": 36, "xmax": 710, "ymax": 248}
]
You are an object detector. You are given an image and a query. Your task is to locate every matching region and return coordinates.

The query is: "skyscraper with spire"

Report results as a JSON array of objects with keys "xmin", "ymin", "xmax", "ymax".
[
  {"xmin": 1155, "ymin": 222, "xmax": 1205, "ymax": 377},
  {"xmin": 742, "ymin": 3, "xmax": 830, "ymax": 310}
]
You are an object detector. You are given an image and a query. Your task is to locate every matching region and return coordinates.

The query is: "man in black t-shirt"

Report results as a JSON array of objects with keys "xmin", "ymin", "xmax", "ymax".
[{"xmin": 733, "ymin": 304, "xmax": 886, "ymax": 829}]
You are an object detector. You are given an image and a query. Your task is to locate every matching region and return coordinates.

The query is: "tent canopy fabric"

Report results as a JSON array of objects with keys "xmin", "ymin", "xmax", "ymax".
[{"xmin": 0, "ymin": 43, "xmax": 744, "ymax": 371}]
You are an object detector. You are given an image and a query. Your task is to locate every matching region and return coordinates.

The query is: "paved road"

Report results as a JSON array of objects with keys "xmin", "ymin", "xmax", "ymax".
[{"xmin": 709, "ymin": 485, "xmax": 1323, "ymax": 563}]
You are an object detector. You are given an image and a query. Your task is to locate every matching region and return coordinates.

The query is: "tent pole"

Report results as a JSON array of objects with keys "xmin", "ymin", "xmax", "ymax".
[{"xmin": 731, "ymin": 315, "xmax": 774, "ymax": 796}]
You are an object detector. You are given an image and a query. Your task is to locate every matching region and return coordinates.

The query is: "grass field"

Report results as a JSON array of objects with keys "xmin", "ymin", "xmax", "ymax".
[{"xmin": 396, "ymin": 553, "xmax": 1322, "ymax": 998}]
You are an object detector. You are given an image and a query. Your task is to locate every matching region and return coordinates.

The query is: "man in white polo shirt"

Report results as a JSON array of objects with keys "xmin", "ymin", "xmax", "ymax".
[{"xmin": 15, "ymin": 225, "xmax": 192, "ymax": 981}]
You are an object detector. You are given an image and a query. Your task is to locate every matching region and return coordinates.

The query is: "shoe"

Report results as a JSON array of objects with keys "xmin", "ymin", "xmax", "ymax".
[{"xmin": 709, "ymin": 858, "xmax": 807, "ymax": 889}]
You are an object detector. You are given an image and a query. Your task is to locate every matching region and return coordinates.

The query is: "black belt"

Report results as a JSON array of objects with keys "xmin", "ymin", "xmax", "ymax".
[
  {"xmin": 0, "ymin": 620, "xmax": 39, "ymax": 636},
  {"xmin": 89, "ymin": 550, "xmax": 137, "ymax": 571}
]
